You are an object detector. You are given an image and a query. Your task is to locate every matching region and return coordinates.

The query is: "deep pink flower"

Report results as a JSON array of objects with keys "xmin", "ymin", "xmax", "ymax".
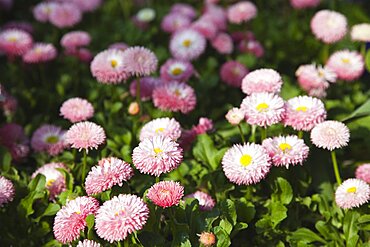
[
  {"xmin": 184, "ymin": 191, "xmax": 215, "ymax": 211},
  {"xmin": 0, "ymin": 176, "xmax": 15, "ymax": 207},
  {"xmin": 191, "ymin": 17, "xmax": 218, "ymax": 40},
  {"xmin": 356, "ymin": 164, "xmax": 370, "ymax": 184},
  {"xmin": 211, "ymin": 32, "xmax": 233, "ymax": 54},
  {"xmin": 290, "ymin": 0, "xmax": 320, "ymax": 9},
  {"xmin": 220, "ymin": 61, "xmax": 249, "ymax": 88},
  {"xmin": 49, "ymin": 3, "xmax": 82, "ymax": 28},
  {"xmin": 0, "ymin": 29, "xmax": 33, "ymax": 56},
  {"xmin": 31, "ymin": 124, "xmax": 67, "ymax": 156},
  {"xmin": 147, "ymin": 181, "xmax": 184, "ymax": 208},
  {"xmin": 193, "ymin": 117, "xmax": 213, "ymax": 135}
]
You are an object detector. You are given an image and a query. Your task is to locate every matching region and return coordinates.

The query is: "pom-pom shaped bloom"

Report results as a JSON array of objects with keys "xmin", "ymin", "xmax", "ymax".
[
  {"xmin": 95, "ymin": 194, "xmax": 149, "ymax": 243},
  {"xmin": 326, "ymin": 50, "xmax": 364, "ymax": 81},
  {"xmin": 60, "ymin": 31, "xmax": 91, "ymax": 50},
  {"xmin": 0, "ymin": 176, "xmax": 15, "ymax": 207},
  {"xmin": 193, "ymin": 117, "xmax": 214, "ymax": 135},
  {"xmin": 203, "ymin": 4, "xmax": 227, "ymax": 30},
  {"xmin": 184, "ymin": 191, "xmax": 215, "ymax": 211},
  {"xmin": 49, "ymin": 3, "xmax": 82, "ymax": 28},
  {"xmin": 129, "ymin": 77, "xmax": 162, "ymax": 101},
  {"xmin": 0, "ymin": 29, "xmax": 33, "ymax": 56},
  {"xmin": 32, "ymin": 162, "xmax": 67, "ymax": 200},
  {"xmin": 121, "ymin": 46, "xmax": 158, "ymax": 76},
  {"xmin": 171, "ymin": 3, "xmax": 196, "ymax": 19},
  {"xmin": 335, "ymin": 179, "xmax": 370, "ymax": 209},
  {"xmin": 222, "ymin": 143, "xmax": 271, "ymax": 185},
  {"xmin": 147, "ymin": 181, "xmax": 184, "ymax": 208},
  {"xmin": 90, "ymin": 49, "xmax": 129, "ymax": 84},
  {"xmin": 199, "ymin": 232, "xmax": 216, "ymax": 247},
  {"xmin": 161, "ymin": 13, "xmax": 191, "ymax": 33},
  {"xmin": 310, "ymin": 10, "xmax": 347, "ymax": 44},
  {"xmin": 60, "ymin": 97, "xmax": 94, "ymax": 123},
  {"xmin": 240, "ymin": 92, "xmax": 285, "ymax": 127},
  {"xmin": 76, "ymin": 239, "xmax": 101, "ymax": 247},
  {"xmin": 191, "ymin": 17, "xmax": 218, "ymax": 40},
  {"xmin": 242, "ymin": 68, "xmax": 282, "ymax": 95},
  {"xmin": 65, "ymin": 121, "xmax": 106, "ymax": 152},
  {"xmin": 33, "ymin": 2, "xmax": 57, "ymax": 22},
  {"xmin": 351, "ymin": 23, "xmax": 370, "ymax": 42},
  {"xmin": 23, "ymin": 43, "xmax": 57, "ymax": 63},
  {"xmin": 153, "ymin": 81, "xmax": 196, "ymax": 114},
  {"xmin": 211, "ymin": 32, "xmax": 233, "ymax": 54},
  {"xmin": 225, "ymin": 107, "xmax": 245, "ymax": 126},
  {"xmin": 262, "ymin": 135, "xmax": 309, "ymax": 168},
  {"xmin": 290, "ymin": 0, "xmax": 320, "ymax": 9},
  {"xmin": 227, "ymin": 1, "xmax": 257, "ymax": 24},
  {"xmin": 132, "ymin": 136, "xmax": 183, "ymax": 177},
  {"xmin": 160, "ymin": 59, "xmax": 194, "ymax": 82},
  {"xmin": 85, "ymin": 157, "xmax": 134, "ymax": 195},
  {"xmin": 71, "ymin": 0, "xmax": 102, "ymax": 12},
  {"xmin": 136, "ymin": 8, "xmax": 156, "ymax": 23},
  {"xmin": 53, "ymin": 196, "xmax": 99, "ymax": 244},
  {"xmin": 31, "ymin": 124, "xmax": 67, "ymax": 156},
  {"xmin": 140, "ymin": 117, "xmax": 181, "ymax": 141},
  {"xmin": 170, "ymin": 29, "xmax": 206, "ymax": 61},
  {"xmin": 0, "ymin": 123, "xmax": 29, "ymax": 161},
  {"xmin": 310, "ymin": 120, "xmax": 350, "ymax": 151},
  {"xmin": 283, "ymin": 96, "xmax": 326, "ymax": 131},
  {"xmin": 220, "ymin": 61, "xmax": 249, "ymax": 88},
  {"xmin": 356, "ymin": 164, "xmax": 370, "ymax": 184}
]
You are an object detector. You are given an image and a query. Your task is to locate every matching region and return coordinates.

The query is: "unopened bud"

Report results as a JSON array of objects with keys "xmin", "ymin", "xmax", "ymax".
[
  {"xmin": 225, "ymin": 107, "xmax": 244, "ymax": 125},
  {"xmin": 128, "ymin": 102, "xmax": 140, "ymax": 115},
  {"xmin": 199, "ymin": 232, "xmax": 216, "ymax": 247}
]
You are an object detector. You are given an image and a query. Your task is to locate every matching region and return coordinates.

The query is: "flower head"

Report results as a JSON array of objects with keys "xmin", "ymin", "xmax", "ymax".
[
  {"xmin": 310, "ymin": 120, "xmax": 350, "ymax": 151},
  {"xmin": 227, "ymin": 1, "xmax": 257, "ymax": 24},
  {"xmin": 33, "ymin": 2, "xmax": 57, "ymax": 23},
  {"xmin": 71, "ymin": 0, "xmax": 102, "ymax": 12},
  {"xmin": 140, "ymin": 117, "xmax": 181, "ymax": 141},
  {"xmin": 121, "ymin": 46, "xmax": 158, "ymax": 76},
  {"xmin": 242, "ymin": 68, "xmax": 283, "ymax": 95},
  {"xmin": 0, "ymin": 28, "xmax": 33, "ymax": 56},
  {"xmin": 326, "ymin": 50, "xmax": 364, "ymax": 81},
  {"xmin": 335, "ymin": 178, "xmax": 370, "ymax": 209},
  {"xmin": 60, "ymin": 31, "xmax": 91, "ymax": 50},
  {"xmin": 170, "ymin": 29, "xmax": 206, "ymax": 61},
  {"xmin": 95, "ymin": 194, "xmax": 149, "ymax": 243},
  {"xmin": 356, "ymin": 164, "xmax": 370, "ymax": 184},
  {"xmin": 220, "ymin": 61, "xmax": 249, "ymax": 88},
  {"xmin": 161, "ymin": 13, "xmax": 192, "ymax": 33},
  {"xmin": 184, "ymin": 191, "xmax": 215, "ymax": 211},
  {"xmin": 211, "ymin": 32, "xmax": 233, "ymax": 54},
  {"xmin": 351, "ymin": 23, "xmax": 370, "ymax": 42},
  {"xmin": 23, "ymin": 43, "xmax": 57, "ymax": 63},
  {"xmin": 310, "ymin": 10, "xmax": 347, "ymax": 44},
  {"xmin": 192, "ymin": 117, "xmax": 214, "ymax": 135},
  {"xmin": 199, "ymin": 232, "xmax": 216, "ymax": 247},
  {"xmin": 31, "ymin": 124, "xmax": 67, "ymax": 156},
  {"xmin": 171, "ymin": 3, "xmax": 196, "ymax": 19},
  {"xmin": 60, "ymin": 97, "xmax": 94, "ymax": 123},
  {"xmin": 49, "ymin": 3, "xmax": 82, "ymax": 28},
  {"xmin": 191, "ymin": 17, "xmax": 218, "ymax": 40},
  {"xmin": 132, "ymin": 136, "xmax": 183, "ymax": 177},
  {"xmin": 76, "ymin": 239, "xmax": 101, "ymax": 247},
  {"xmin": 225, "ymin": 108, "xmax": 245, "ymax": 126},
  {"xmin": 160, "ymin": 59, "xmax": 194, "ymax": 82},
  {"xmin": 147, "ymin": 181, "xmax": 184, "ymax": 208},
  {"xmin": 0, "ymin": 176, "xmax": 15, "ymax": 207},
  {"xmin": 290, "ymin": 0, "xmax": 320, "ymax": 9}
]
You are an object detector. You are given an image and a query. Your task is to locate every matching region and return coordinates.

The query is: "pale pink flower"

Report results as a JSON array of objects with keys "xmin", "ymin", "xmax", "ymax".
[
  {"xmin": 53, "ymin": 196, "xmax": 100, "ymax": 244},
  {"xmin": 60, "ymin": 97, "xmax": 94, "ymax": 123},
  {"xmin": 211, "ymin": 32, "xmax": 233, "ymax": 54},
  {"xmin": 0, "ymin": 176, "xmax": 15, "ymax": 207},
  {"xmin": 161, "ymin": 13, "xmax": 192, "ymax": 33},
  {"xmin": 335, "ymin": 178, "xmax": 370, "ymax": 209},
  {"xmin": 33, "ymin": 2, "xmax": 57, "ymax": 22},
  {"xmin": 152, "ymin": 81, "xmax": 196, "ymax": 114},
  {"xmin": 283, "ymin": 96, "xmax": 326, "ymax": 131},
  {"xmin": 184, "ymin": 191, "xmax": 215, "ymax": 211},
  {"xmin": 310, "ymin": 10, "xmax": 347, "ymax": 44},
  {"xmin": 170, "ymin": 29, "xmax": 207, "ymax": 61},
  {"xmin": 310, "ymin": 120, "xmax": 350, "ymax": 151},
  {"xmin": 121, "ymin": 46, "xmax": 158, "ymax": 76},
  {"xmin": 241, "ymin": 68, "xmax": 283, "ymax": 95},
  {"xmin": 49, "ymin": 3, "xmax": 82, "ymax": 29},
  {"xmin": 203, "ymin": 4, "xmax": 227, "ymax": 30},
  {"xmin": 60, "ymin": 31, "xmax": 91, "ymax": 50},
  {"xmin": 227, "ymin": 1, "xmax": 257, "ymax": 24},
  {"xmin": 0, "ymin": 29, "xmax": 33, "ymax": 56},
  {"xmin": 147, "ymin": 181, "xmax": 184, "ymax": 208},
  {"xmin": 240, "ymin": 92, "xmax": 285, "ymax": 127},
  {"xmin": 71, "ymin": 0, "xmax": 102, "ymax": 12},
  {"xmin": 76, "ymin": 239, "xmax": 101, "ymax": 247},
  {"xmin": 31, "ymin": 124, "xmax": 66, "ymax": 156},
  {"xmin": 95, "ymin": 194, "xmax": 149, "ymax": 243},
  {"xmin": 290, "ymin": 0, "xmax": 320, "ymax": 9},
  {"xmin": 23, "ymin": 43, "xmax": 57, "ymax": 63},
  {"xmin": 65, "ymin": 121, "xmax": 106, "ymax": 152},
  {"xmin": 160, "ymin": 59, "xmax": 194, "ymax": 82},
  {"xmin": 132, "ymin": 136, "xmax": 183, "ymax": 177},
  {"xmin": 356, "ymin": 164, "xmax": 370, "ymax": 184},
  {"xmin": 85, "ymin": 157, "xmax": 134, "ymax": 195},
  {"xmin": 140, "ymin": 117, "xmax": 181, "ymax": 141},
  {"xmin": 222, "ymin": 143, "xmax": 271, "ymax": 185},
  {"xmin": 351, "ymin": 23, "xmax": 370, "ymax": 42},
  {"xmin": 193, "ymin": 117, "xmax": 213, "ymax": 135},
  {"xmin": 326, "ymin": 50, "xmax": 365, "ymax": 81},
  {"xmin": 220, "ymin": 61, "xmax": 249, "ymax": 88},
  {"xmin": 191, "ymin": 17, "xmax": 218, "ymax": 40},
  {"xmin": 129, "ymin": 77, "xmax": 162, "ymax": 101},
  {"xmin": 225, "ymin": 108, "xmax": 245, "ymax": 126},
  {"xmin": 171, "ymin": 3, "xmax": 196, "ymax": 19}
]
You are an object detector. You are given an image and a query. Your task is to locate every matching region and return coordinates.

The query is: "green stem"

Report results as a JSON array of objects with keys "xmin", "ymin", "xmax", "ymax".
[
  {"xmin": 361, "ymin": 43, "xmax": 367, "ymax": 58},
  {"xmin": 237, "ymin": 124, "xmax": 246, "ymax": 143},
  {"xmin": 117, "ymin": 241, "xmax": 122, "ymax": 247},
  {"xmin": 250, "ymin": 125, "xmax": 256, "ymax": 143},
  {"xmin": 155, "ymin": 176, "xmax": 160, "ymax": 183},
  {"xmin": 124, "ymin": 238, "xmax": 129, "ymax": 247},
  {"xmin": 82, "ymin": 149, "xmax": 87, "ymax": 182},
  {"xmin": 136, "ymin": 77, "xmax": 142, "ymax": 116},
  {"xmin": 260, "ymin": 127, "xmax": 267, "ymax": 142},
  {"xmin": 331, "ymin": 150, "xmax": 342, "ymax": 185},
  {"xmin": 322, "ymin": 44, "xmax": 330, "ymax": 64},
  {"xmin": 298, "ymin": 131, "xmax": 303, "ymax": 139}
]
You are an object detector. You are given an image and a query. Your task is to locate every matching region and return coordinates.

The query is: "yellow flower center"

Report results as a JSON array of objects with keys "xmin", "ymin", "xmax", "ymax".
[
  {"xmin": 256, "ymin": 103, "xmax": 269, "ymax": 112},
  {"xmin": 75, "ymin": 211, "xmax": 81, "ymax": 215},
  {"xmin": 279, "ymin": 143, "xmax": 292, "ymax": 152},
  {"xmin": 347, "ymin": 187, "xmax": 357, "ymax": 193},
  {"xmin": 240, "ymin": 154, "xmax": 252, "ymax": 167},
  {"xmin": 174, "ymin": 89, "xmax": 181, "ymax": 97},
  {"xmin": 111, "ymin": 59, "xmax": 118, "ymax": 68},
  {"xmin": 46, "ymin": 179, "xmax": 55, "ymax": 187},
  {"xmin": 155, "ymin": 128, "xmax": 165, "ymax": 133},
  {"xmin": 160, "ymin": 189, "xmax": 171, "ymax": 196},
  {"xmin": 341, "ymin": 58, "xmax": 350, "ymax": 64},
  {"xmin": 7, "ymin": 36, "xmax": 17, "ymax": 42},
  {"xmin": 296, "ymin": 106, "xmax": 308, "ymax": 112},
  {"xmin": 171, "ymin": 67, "xmax": 183, "ymax": 76},
  {"xmin": 154, "ymin": 148, "xmax": 163, "ymax": 154},
  {"xmin": 182, "ymin": 39, "xmax": 192, "ymax": 47},
  {"xmin": 46, "ymin": 135, "xmax": 59, "ymax": 144}
]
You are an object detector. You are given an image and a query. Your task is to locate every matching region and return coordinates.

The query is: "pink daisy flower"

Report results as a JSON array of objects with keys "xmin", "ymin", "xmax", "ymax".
[
  {"xmin": 290, "ymin": 0, "xmax": 321, "ymax": 9},
  {"xmin": 121, "ymin": 46, "xmax": 158, "ymax": 77},
  {"xmin": 227, "ymin": 1, "xmax": 257, "ymax": 24},
  {"xmin": 161, "ymin": 13, "xmax": 192, "ymax": 33},
  {"xmin": 192, "ymin": 117, "xmax": 214, "ymax": 135},
  {"xmin": 351, "ymin": 23, "xmax": 370, "ymax": 42},
  {"xmin": 326, "ymin": 50, "xmax": 365, "ymax": 81},
  {"xmin": 109, "ymin": 42, "xmax": 129, "ymax": 51},
  {"xmin": 53, "ymin": 196, "xmax": 100, "ymax": 244},
  {"xmin": 203, "ymin": 4, "xmax": 227, "ymax": 30},
  {"xmin": 0, "ymin": 123, "xmax": 29, "ymax": 161},
  {"xmin": 0, "ymin": 29, "xmax": 33, "ymax": 56},
  {"xmin": 171, "ymin": 3, "xmax": 197, "ymax": 19},
  {"xmin": 140, "ymin": 117, "xmax": 182, "ymax": 141},
  {"xmin": 191, "ymin": 17, "xmax": 218, "ymax": 40},
  {"xmin": 76, "ymin": 239, "xmax": 101, "ymax": 247},
  {"xmin": 211, "ymin": 32, "xmax": 233, "ymax": 54},
  {"xmin": 241, "ymin": 68, "xmax": 283, "ymax": 95},
  {"xmin": 31, "ymin": 124, "xmax": 67, "ymax": 156},
  {"xmin": 225, "ymin": 107, "xmax": 245, "ymax": 126},
  {"xmin": 310, "ymin": 10, "xmax": 347, "ymax": 44},
  {"xmin": 220, "ymin": 61, "xmax": 249, "ymax": 88},
  {"xmin": 147, "ymin": 180, "xmax": 184, "ymax": 208},
  {"xmin": 310, "ymin": 120, "xmax": 350, "ymax": 151},
  {"xmin": 283, "ymin": 96, "xmax": 326, "ymax": 131},
  {"xmin": 33, "ymin": 2, "xmax": 57, "ymax": 23},
  {"xmin": 356, "ymin": 164, "xmax": 370, "ymax": 184},
  {"xmin": 60, "ymin": 31, "xmax": 91, "ymax": 50},
  {"xmin": 22, "ymin": 43, "xmax": 57, "ymax": 64},
  {"xmin": 60, "ymin": 97, "xmax": 94, "ymax": 123},
  {"xmin": 184, "ymin": 191, "xmax": 215, "ymax": 211},
  {"xmin": 85, "ymin": 157, "xmax": 134, "ymax": 195},
  {"xmin": 239, "ymin": 39, "xmax": 265, "ymax": 58},
  {"xmin": 335, "ymin": 178, "xmax": 370, "ymax": 209},
  {"xmin": 170, "ymin": 29, "xmax": 206, "ymax": 61},
  {"xmin": 262, "ymin": 135, "xmax": 309, "ymax": 168},
  {"xmin": 32, "ymin": 162, "xmax": 67, "ymax": 200},
  {"xmin": 199, "ymin": 232, "xmax": 216, "ymax": 247},
  {"xmin": 129, "ymin": 77, "xmax": 162, "ymax": 101},
  {"xmin": 152, "ymin": 81, "xmax": 196, "ymax": 114},
  {"xmin": 71, "ymin": 0, "xmax": 102, "ymax": 12},
  {"xmin": 0, "ymin": 176, "xmax": 15, "ymax": 207},
  {"xmin": 65, "ymin": 121, "xmax": 106, "ymax": 152},
  {"xmin": 240, "ymin": 92, "xmax": 285, "ymax": 127},
  {"xmin": 90, "ymin": 49, "xmax": 129, "ymax": 84},
  {"xmin": 95, "ymin": 194, "xmax": 149, "ymax": 243},
  {"xmin": 49, "ymin": 3, "xmax": 82, "ymax": 29},
  {"xmin": 160, "ymin": 59, "xmax": 194, "ymax": 82},
  {"xmin": 132, "ymin": 136, "xmax": 183, "ymax": 177},
  {"xmin": 222, "ymin": 143, "xmax": 271, "ymax": 185}
]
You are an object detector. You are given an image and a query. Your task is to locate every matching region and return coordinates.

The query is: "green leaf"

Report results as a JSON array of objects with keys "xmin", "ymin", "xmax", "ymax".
[
  {"xmin": 28, "ymin": 174, "xmax": 46, "ymax": 192},
  {"xmin": 86, "ymin": 214, "xmax": 95, "ymax": 239},
  {"xmin": 34, "ymin": 203, "xmax": 60, "ymax": 222},
  {"xmin": 213, "ymin": 226, "xmax": 231, "ymax": 247},
  {"xmin": 365, "ymin": 50, "xmax": 370, "ymax": 73},
  {"xmin": 343, "ymin": 211, "xmax": 360, "ymax": 247},
  {"xmin": 56, "ymin": 168, "xmax": 74, "ymax": 191},
  {"xmin": 111, "ymin": 102, "xmax": 123, "ymax": 113},
  {"xmin": 219, "ymin": 219, "xmax": 233, "ymax": 234},
  {"xmin": 270, "ymin": 201, "xmax": 287, "ymax": 227},
  {"xmin": 272, "ymin": 177, "xmax": 293, "ymax": 205},
  {"xmin": 2, "ymin": 152, "xmax": 11, "ymax": 173},
  {"xmin": 342, "ymin": 99, "xmax": 370, "ymax": 123},
  {"xmin": 219, "ymin": 200, "xmax": 237, "ymax": 226},
  {"xmin": 289, "ymin": 228, "xmax": 327, "ymax": 244},
  {"xmin": 193, "ymin": 134, "xmax": 226, "ymax": 170}
]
